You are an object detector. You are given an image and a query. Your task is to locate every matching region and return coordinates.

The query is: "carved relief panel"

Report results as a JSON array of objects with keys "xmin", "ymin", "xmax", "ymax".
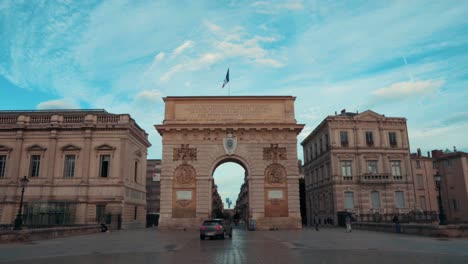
[
  {"xmin": 263, "ymin": 144, "xmax": 287, "ymax": 161},
  {"xmin": 173, "ymin": 144, "xmax": 197, "ymax": 163},
  {"xmin": 264, "ymin": 163, "xmax": 288, "ymax": 217},
  {"xmin": 172, "ymin": 164, "xmax": 197, "ymax": 218}
]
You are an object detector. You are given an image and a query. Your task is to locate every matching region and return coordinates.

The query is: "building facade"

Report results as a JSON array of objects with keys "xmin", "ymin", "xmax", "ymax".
[
  {"xmin": 146, "ymin": 159, "xmax": 161, "ymax": 214},
  {"xmin": 146, "ymin": 159, "xmax": 161, "ymax": 226},
  {"xmin": 0, "ymin": 110, "xmax": 151, "ymax": 228},
  {"xmin": 302, "ymin": 110, "xmax": 415, "ymax": 225},
  {"xmin": 432, "ymin": 149, "xmax": 468, "ymax": 223},
  {"xmin": 410, "ymin": 149, "xmax": 438, "ymax": 212}
]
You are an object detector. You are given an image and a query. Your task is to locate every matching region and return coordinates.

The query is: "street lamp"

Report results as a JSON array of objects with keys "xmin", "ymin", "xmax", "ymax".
[
  {"xmin": 13, "ymin": 176, "xmax": 29, "ymax": 230},
  {"xmin": 434, "ymin": 171, "xmax": 447, "ymax": 225}
]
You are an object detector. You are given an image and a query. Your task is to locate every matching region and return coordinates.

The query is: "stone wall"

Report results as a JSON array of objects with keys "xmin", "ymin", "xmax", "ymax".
[
  {"xmin": 0, "ymin": 225, "xmax": 100, "ymax": 243},
  {"xmin": 352, "ymin": 222, "xmax": 468, "ymax": 238}
]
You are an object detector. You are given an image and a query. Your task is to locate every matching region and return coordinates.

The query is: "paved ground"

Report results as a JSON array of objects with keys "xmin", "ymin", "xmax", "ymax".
[{"xmin": 0, "ymin": 227, "xmax": 467, "ymax": 263}]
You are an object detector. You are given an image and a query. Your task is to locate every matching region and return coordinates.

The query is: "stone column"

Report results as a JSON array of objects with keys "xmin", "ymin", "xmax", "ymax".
[
  {"xmin": 249, "ymin": 176, "xmax": 264, "ymax": 219},
  {"xmin": 196, "ymin": 176, "xmax": 211, "ymax": 219}
]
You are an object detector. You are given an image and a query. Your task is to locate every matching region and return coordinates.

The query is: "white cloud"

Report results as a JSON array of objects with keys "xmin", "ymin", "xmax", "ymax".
[
  {"xmin": 36, "ymin": 99, "xmax": 79, "ymax": 110},
  {"xmin": 172, "ymin": 40, "xmax": 194, "ymax": 57},
  {"xmin": 160, "ymin": 53, "xmax": 223, "ymax": 82},
  {"xmin": 372, "ymin": 80, "xmax": 444, "ymax": 100},
  {"xmin": 135, "ymin": 90, "xmax": 162, "ymax": 103},
  {"xmin": 155, "ymin": 52, "xmax": 165, "ymax": 62}
]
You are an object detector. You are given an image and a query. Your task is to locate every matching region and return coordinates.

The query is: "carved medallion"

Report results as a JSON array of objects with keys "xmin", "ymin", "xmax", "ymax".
[
  {"xmin": 173, "ymin": 144, "xmax": 197, "ymax": 163},
  {"xmin": 223, "ymin": 132, "xmax": 237, "ymax": 155},
  {"xmin": 263, "ymin": 144, "xmax": 287, "ymax": 161},
  {"xmin": 174, "ymin": 164, "xmax": 196, "ymax": 186},
  {"xmin": 265, "ymin": 164, "xmax": 286, "ymax": 185}
]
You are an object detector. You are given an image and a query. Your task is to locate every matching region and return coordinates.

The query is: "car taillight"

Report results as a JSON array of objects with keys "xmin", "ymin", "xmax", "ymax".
[
  {"xmin": 215, "ymin": 225, "xmax": 222, "ymax": 230},
  {"xmin": 200, "ymin": 226, "xmax": 206, "ymax": 230}
]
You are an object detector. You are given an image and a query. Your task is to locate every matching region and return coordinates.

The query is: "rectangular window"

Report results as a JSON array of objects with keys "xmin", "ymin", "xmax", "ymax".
[
  {"xmin": 134, "ymin": 206, "xmax": 138, "ymax": 220},
  {"xmin": 452, "ymin": 199, "xmax": 459, "ymax": 210},
  {"xmin": 445, "ymin": 159, "xmax": 452, "ymax": 168},
  {"xmin": 314, "ymin": 142, "xmax": 318, "ymax": 156},
  {"xmin": 389, "ymin": 132, "xmax": 397, "ymax": 147},
  {"xmin": 419, "ymin": 196, "xmax": 426, "ymax": 210},
  {"xmin": 371, "ymin": 191, "xmax": 381, "ymax": 209},
  {"xmin": 345, "ymin": 192, "xmax": 354, "ymax": 209},
  {"xmin": 417, "ymin": 174, "xmax": 424, "ymax": 189},
  {"xmin": 134, "ymin": 161, "xmax": 138, "ymax": 182},
  {"xmin": 0, "ymin": 155, "xmax": 6, "ymax": 178},
  {"xmin": 99, "ymin": 155, "xmax": 110, "ymax": 177},
  {"xmin": 365, "ymin": 131, "xmax": 374, "ymax": 146},
  {"xmin": 63, "ymin": 155, "xmax": 76, "ymax": 178},
  {"xmin": 340, "ymin": 131, "xmax": 348, "ymax": 146},
  {"xmin": 395, "ymin": 191, "xmax": 405, "ymax": 208},
  {"xmin": 367, "ymin": 160, "xmax": 378, "ymax": 174},
  {"xmin": 416, "ymin": 160, "xmax": 421, "ymax": 168},
  {"xmin": 325, "ymin": 134, "xmax": 329, "ymax": 150},
  {"xmin": 341, "ymin": 161, "xmax": 352, "ymax": 178},
  {"xmin": 391, "ymin": 161, "xmax": 402, "ymax": 179},
  {"xmin": 96, "ymin": 204, "xmax": 106, "ymax": 222},
  {"xmin": 29, "ymin": 155, "xmax": 41, "ymax": 177},
  {"xmin": 319, "ymin": 138, "xmax": 323, "ymax": 153}
]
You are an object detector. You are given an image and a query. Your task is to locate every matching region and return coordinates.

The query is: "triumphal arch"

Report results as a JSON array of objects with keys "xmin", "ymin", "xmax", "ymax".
[{"xmin": 155, "ymin": 96, "xmax": 304, "ymax": 230}]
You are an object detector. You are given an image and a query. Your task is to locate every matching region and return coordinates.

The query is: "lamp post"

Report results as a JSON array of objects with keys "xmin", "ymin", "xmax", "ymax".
[
  {"xmin": 434, "ymin": 172, "xmax": 447, "ymax": 225},
  {"xmin": 13, "ymin": 176, "xmax": 29, "ymax": 230}
]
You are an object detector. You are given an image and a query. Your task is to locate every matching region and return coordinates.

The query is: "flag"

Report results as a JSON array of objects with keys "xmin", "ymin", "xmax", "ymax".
[{"xmin": 222, "ymin": 68, "xmax": 229, "ymax": 88}]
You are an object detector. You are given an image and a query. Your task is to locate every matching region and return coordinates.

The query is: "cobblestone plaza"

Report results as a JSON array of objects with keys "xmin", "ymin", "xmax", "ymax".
[{"xmin": 1, "ymin": 228, "xmax": 467, "ymax": 263}]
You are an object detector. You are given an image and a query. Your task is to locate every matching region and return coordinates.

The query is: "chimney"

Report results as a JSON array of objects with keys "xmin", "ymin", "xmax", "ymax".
[
  {"xmin": 427, "ymin": 151, "xmax": 431, "ymax": 158},
  {"xmin": 454, "ymin": 146, "xmax": 457, "ymax": 152},
  {"xmin": 341, "ymin": 109, "xmax": 346, "ymax": 114},
  {"xmin": 417, "ymin": 148, "xmax": 421, "ymax": 157},
  {"xmin": 335, "ymin": 111, "xmax": 337, "ymax": 115}
]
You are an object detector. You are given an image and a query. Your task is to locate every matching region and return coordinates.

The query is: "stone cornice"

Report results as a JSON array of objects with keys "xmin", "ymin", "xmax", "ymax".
[{"xmin": 155, "ymin": 123, "xmax": 305, "ymax": 135}]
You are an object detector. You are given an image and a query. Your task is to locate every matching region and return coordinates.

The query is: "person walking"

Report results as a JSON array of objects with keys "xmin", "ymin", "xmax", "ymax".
[
  {"xmin": 313, "ymin": 215, "xmax": 319, "ymax": 231},
  {"xmin": 345, "ymin": 214, "xmax": 352, "ymax": 233},
  {"xmin": 392, "ymin": 215, "xmax": 401, "ymax": 233}
]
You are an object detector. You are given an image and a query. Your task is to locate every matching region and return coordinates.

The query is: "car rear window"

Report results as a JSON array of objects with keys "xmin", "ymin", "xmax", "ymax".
[{"xmin": 203, "ymin": 220, "xmax": 221, "ymax": 225}]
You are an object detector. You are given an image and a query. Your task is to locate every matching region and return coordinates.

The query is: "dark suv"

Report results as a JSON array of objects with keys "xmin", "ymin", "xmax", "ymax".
[{"xmin": 199, "ymin": 219, "xmax": 233, "ymax": 240}]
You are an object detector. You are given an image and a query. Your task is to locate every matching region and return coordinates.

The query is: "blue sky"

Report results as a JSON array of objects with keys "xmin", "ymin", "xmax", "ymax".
[{"xmin": 1, "ymin": 0, "xmax": 467, "ymax": 207}]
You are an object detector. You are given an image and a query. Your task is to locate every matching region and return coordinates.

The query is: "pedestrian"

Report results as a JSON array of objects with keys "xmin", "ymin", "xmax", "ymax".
[
  {"xmin": 392, "ymin": 215, "xmax": 401, "ymax": 233},
  {"xmin": 313, "ymin": 215, "xmax": 319, "ymax": 231},
  {"xmin": 345, "ymin": 214, "xmax": 352, "ymax": 233}
]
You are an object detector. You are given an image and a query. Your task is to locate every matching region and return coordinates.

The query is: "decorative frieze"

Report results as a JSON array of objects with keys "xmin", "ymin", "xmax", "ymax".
[
  {"xmin": 173, "ymin": 144, "xmax": 197, "ymax": 163},
  {"xmin": 263, "ymin": 144, "xmax": 287, "ymax": 161}
]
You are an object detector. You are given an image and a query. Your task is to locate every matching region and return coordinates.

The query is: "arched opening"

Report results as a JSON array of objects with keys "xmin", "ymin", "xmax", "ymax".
[{"xmin": 211, "ymin": 158, "xmax": 248, "ymax": 228}]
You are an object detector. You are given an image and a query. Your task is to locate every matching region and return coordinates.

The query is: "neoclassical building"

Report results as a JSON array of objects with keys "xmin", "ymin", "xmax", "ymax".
[
  {"xmin": 410, "ymin": 149, "xmax": 438, "ymax": 212},
  {"xmin": 0, "ymin": 110, "xmax": 151, "ymax": 228},
  {"xmin": 302, "ymin": 110, "xmax": 416, "ymax": 225}
]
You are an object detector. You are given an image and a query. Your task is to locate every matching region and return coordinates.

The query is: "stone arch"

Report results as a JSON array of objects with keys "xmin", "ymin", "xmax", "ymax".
[
  {"xmin": 155, "ymin": 96, "xmax": 304, "ymax": 230},
  {"xmin": 209, "ymin": 154, "xmax": 251, "ymax": 180}
]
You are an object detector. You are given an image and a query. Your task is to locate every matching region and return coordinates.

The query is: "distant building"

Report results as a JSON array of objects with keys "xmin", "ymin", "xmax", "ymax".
[
  {"xmin": 432, "ymin": 148, "xmax": 468, "ymax": 223},
  {"xmin": 0, "ymin": 110, "xmax": 151, "ymax": 228},
  {"xmin": 212, "ymin": 181, "xmax": 224, "ymax": 218},
  {"xmin": 235, "ymin": 181, "xmax": 248, "ymax": 222},
  {"xmin": 146, "ymin": 159, "xmax": 161, "ymax": 226},
  {"xmin": 410, "ymin": 149, "xmax": 438, "ymax": 212},
  {"xmin": 302, "ymin": 110, "xmax": 415, "ymax": 225}
]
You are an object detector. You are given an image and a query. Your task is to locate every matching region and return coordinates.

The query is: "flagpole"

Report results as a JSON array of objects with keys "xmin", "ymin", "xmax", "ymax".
[{"xmin": 228, "ymin": 81, "xmax": 231, "ymax": 96}]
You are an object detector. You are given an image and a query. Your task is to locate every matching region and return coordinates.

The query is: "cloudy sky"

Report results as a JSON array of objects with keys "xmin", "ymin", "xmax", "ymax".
[{"xmin": 1, "ymin": 0, "xmax": 467, "ymax": 207}]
